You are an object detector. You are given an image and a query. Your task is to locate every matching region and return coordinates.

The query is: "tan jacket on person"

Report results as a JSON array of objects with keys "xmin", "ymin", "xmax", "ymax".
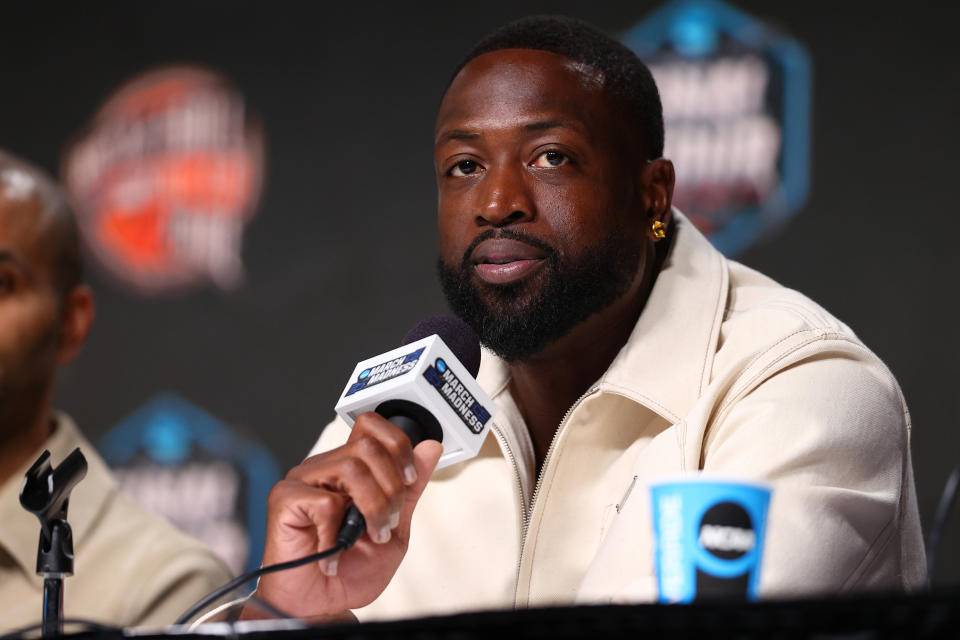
[
  {"xmin": 313, "ymin": 211, "xmax": 925, "ymax": 620},
  {"xmin": 0, "ymin": 414, "xmax": 232, "ymax": 633}
]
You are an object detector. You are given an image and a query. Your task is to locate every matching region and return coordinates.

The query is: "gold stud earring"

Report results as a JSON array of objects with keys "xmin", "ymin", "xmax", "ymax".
[{"xmin": 651, "ymin": 220, "xmax": 666, "ymax": 240}]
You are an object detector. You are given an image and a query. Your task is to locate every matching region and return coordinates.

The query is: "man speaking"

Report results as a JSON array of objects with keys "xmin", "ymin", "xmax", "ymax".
[{"xmin": 253, "ymin": 16, "xmax": 924, "ymax": 622}]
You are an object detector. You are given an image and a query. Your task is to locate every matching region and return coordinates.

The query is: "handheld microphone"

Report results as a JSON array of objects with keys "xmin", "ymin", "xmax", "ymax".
[{"xmin": 333, "ymin": 316, "xmax": 497, "ymax": 548}]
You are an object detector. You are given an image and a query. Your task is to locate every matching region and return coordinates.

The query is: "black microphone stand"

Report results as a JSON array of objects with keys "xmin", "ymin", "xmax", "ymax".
[{"xmin": 19, "ymin": 448, "xmax": 88, "ymax": 637}]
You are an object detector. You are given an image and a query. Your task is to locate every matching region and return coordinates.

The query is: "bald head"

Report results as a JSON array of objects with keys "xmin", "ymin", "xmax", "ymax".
[{"xmin": 0, "ymin": 151, "xmax": 83, "ymax": 299}]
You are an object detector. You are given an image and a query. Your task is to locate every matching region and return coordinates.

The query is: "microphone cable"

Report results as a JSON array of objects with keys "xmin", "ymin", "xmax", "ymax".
[
  {"xmin": 174, "ymin": 541, "xmax": 347, "ymax": 626},
  {"xmin": 925, "ymin": 464, "xmax": 960, "ymax": 587}
]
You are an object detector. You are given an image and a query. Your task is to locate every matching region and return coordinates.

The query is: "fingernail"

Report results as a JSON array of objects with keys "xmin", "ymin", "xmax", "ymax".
[
  {"xmin": 389, "ymin": 511, "xmax": 400, "ymax": 529},
  {"xmin": 321, "ymin": 557, "xmax": 338, "ymax": 577},
  {"xmin": 377, "ymin": 525, "xmax": 392, "ymax": 544},
  {"xmin": 404, "ymin": 464, "xmax": 417, "ymax": 485}
]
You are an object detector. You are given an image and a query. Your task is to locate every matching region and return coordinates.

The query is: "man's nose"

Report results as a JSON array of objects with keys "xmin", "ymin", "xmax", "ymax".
[{"xmin": 476, "ymin": 166, "xmax": 535, "ymax": 227}]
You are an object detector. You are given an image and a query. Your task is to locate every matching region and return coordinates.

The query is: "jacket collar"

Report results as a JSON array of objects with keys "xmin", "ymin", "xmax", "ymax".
[
  {"xmin": 476, "ymin": 210, "xmax": 729, "ymax": 425},
  {"xmin": 0, "ymin": 413, "xmax": 116, "ymax": 582}
]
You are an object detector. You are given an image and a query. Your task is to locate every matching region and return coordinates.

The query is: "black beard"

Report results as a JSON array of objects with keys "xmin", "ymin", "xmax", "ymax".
[{"xmin": 437, "ymin": 228, "xmax": 642, "ymax": 362}]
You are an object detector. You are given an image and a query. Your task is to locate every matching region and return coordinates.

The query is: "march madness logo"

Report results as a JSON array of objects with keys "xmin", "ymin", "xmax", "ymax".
[
  {"xmin": 623, "ymin": 0, "xmax": 811, "ymax": 255},
  {"xmin": 423, "ymin": 358, "xmax": 491, "ymax": 434},
  {"xmin": 346, "ymin": 347, "xmax": 425, "ymax": 396},
  {"xmin": 62, "ymin": 66, "xmax": 264, "ymax": 294}
]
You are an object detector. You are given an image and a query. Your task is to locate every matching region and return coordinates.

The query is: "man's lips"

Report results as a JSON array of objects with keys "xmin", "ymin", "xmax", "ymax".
[{"xmin": 470, "ymin": 238, "xmax": 548, "ymax": 285}]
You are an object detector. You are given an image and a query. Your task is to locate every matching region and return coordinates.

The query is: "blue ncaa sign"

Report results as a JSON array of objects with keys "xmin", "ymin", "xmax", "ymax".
[
  {"xmin": 622, "ymin": 0, "xmax": 812, "ymax": 255},
  {"xmin": 98, "ymin": 394, "xmax": 280, "ymax": 575}
]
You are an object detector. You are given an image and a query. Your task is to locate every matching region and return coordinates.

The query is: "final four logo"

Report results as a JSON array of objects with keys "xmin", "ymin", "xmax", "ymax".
[
  {"xmin": 423, "ymin": 358, "xmax": 491, "ymax": 434},
  {"xmin": 97, "ymin": 394, "xmax": 280, "ymax": 574},
  {"xmin": 345, "ymin": 347, "xmax": 425, "ymax": 396},
  {"xmin": 623, "ymin": 0, "xmax": 811, "ymax": 256}
]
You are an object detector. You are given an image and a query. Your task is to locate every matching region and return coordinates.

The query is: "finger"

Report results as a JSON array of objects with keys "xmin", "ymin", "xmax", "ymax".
[
  {"xmin": 322, "ymin": 455, "xmax": 399, "ymax": 543},
  {"xmin": 349, "ymin": 412, "xmax": 418, "ymax": 485},
  {"xmin": 346, "ymin": 434, "xmax": 407, "ymax": 529},
  {"xmin": 285, "ymin": 453, "xmax": 398, "ymax": 544},
  {"xmin": 263, "ymin": 480, "xmax": 350, "ymax": 577},
  {"xmin": 287, "ymin": 444, "xmax": 406, "ymax": 542},
  {"xmin": 394, "ymin": 440, "xmax": 443, "ymax": 539}
]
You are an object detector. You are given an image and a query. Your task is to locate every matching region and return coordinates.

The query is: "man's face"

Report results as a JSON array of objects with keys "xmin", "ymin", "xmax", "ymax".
[
  {"xmin": 434, "ymin": 49, "xmax": 650, "ymax": 361},
  {"xmin": 0, "ymin": 183, "xmax": 62, "ymax": 431}
]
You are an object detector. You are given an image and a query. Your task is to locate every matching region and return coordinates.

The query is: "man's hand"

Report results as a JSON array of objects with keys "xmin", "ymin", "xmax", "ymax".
[{"xmin": 253, "ymin": 412, "xmax": 443, "ymax": 620}]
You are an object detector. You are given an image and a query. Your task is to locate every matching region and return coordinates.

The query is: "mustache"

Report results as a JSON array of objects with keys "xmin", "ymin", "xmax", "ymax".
[{"xmin": 459, "ymin": 228, "xmax": 556, "ymax": 270}]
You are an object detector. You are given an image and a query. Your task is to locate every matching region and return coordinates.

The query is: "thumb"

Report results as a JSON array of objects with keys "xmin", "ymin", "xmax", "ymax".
[
  {"xmin": 396, "ymin": 440, "xmax": 442, "ymax": 533},
  {"xmin": 410, "ymin": 439, "xmax": 442, "ymax": 495}
]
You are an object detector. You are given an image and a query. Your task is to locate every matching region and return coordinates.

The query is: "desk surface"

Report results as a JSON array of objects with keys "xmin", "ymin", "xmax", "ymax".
[{"xmin": 18, "ymin": 589, "xmax": 960, "ymax": 640}]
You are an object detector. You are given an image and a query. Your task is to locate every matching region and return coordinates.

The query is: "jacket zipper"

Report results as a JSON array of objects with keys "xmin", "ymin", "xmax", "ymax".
[
  {"xmin": 512, "ymin": 384, "xmax": 600, "ymax": 605},
  {"xmin": 490, "ymin": 422, "xmax": 528, "ymax": 532}
]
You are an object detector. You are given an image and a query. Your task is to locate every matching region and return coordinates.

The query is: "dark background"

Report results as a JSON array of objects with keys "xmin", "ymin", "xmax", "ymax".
[{"xmin": 2, "ymin": 1, "xmax": 957, "ymax": 585}]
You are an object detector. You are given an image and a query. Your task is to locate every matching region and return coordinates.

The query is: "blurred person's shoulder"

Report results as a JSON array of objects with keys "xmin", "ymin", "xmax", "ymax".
[{"xmin": 48, "ymin": 413, "xmax": 232, "ymax": 628}]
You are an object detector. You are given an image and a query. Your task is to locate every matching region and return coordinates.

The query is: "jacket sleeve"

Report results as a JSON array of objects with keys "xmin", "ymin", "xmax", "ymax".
[
  {"xmin": 307, "ymin": 416, "xmax": 351, "ymax": 458},
  {"xmin": 128, "ymin": 546, "xmax": 234, "ymax": 627},
  {"xmin": 700, "ymin": 345, "xmax": 925, "ymax": 595}
]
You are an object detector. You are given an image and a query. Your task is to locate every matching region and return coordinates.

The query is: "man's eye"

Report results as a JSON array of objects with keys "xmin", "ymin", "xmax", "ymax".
[
  {"xmin": 0, "ymin": 274, "xmax": 13, "ymax": 294},
  {"xmin": 532, "ymin": 150, "xmax": 569, "ymax": 168},
  {"xmin": 449, "ymin": 160, "xmax": 482, "ymax": 177}
]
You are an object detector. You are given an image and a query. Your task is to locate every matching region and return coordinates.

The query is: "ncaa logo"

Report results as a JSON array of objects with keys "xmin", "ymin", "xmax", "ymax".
[
  {"xmin": 693, "ymin": 499, "xmax": 758, "ymax": 600},
  {"xmin": 698, "ymin": 501, "xmax": 756, "ymax": 560}
]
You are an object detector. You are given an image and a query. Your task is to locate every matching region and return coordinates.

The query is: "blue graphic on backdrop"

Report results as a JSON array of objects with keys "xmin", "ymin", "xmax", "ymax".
[
  {"xmin": 98, "ymin": 394, "xmax": 280, "ymax": 575},
  {"xmin": 622, "ymin": 0, "xmax": 811, "ymax": 256}
]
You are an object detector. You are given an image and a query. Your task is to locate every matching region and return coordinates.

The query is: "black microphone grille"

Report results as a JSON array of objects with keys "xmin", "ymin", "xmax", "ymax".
[{"xmin": 402, "ymin": 315, "xmax": 481, "ymax": 378}]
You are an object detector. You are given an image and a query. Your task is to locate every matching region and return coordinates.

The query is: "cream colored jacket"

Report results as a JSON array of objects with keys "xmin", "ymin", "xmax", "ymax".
[{"xmin": 313, "ymin": 211, "xmax": 925, "ymax": 620}]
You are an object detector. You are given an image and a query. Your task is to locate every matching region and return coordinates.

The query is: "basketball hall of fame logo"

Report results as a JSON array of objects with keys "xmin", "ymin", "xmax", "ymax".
[
  {"xmin": 63, "ymin": 66, "xmax": 264, "ymax": 294},
  {"xmin": 623, "ymin": 0, "xmax": 812, "ymax": 256}
]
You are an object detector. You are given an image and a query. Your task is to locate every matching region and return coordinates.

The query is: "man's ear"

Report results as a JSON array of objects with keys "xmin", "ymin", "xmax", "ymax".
[
  {"xmin": 56, "ymin": 284, "xmax": 95, "ymax": 365},
  {"xmin": 638, "ymin": 158, "xmax": 675, "ymax": 242}
]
